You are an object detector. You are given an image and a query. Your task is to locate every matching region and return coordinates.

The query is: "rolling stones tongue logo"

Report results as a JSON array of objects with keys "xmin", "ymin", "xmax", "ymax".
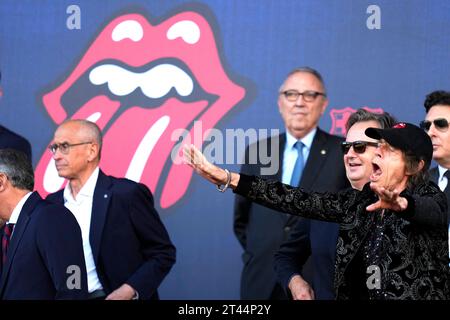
[{"xmin": 34, "ymin": 12, "xmax": 247, "ymax": 208}]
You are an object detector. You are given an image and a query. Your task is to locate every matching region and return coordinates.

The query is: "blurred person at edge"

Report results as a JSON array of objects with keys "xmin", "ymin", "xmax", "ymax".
[{"xmin": 421, "ymin": 90, "xmax": 450, "ymax": 263}]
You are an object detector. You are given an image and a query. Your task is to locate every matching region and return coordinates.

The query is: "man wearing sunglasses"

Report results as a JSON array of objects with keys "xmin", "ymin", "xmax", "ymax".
[
  {"xmin": 274, "ymin": 109, "xmax": 396, "ymax": 300},
  {"xmin": 234, "ymin": 67, "xmax": 349, "ymax": 300},
  {"xmin": 0, "ymin": 69, "xmax": 32, "ymax": 161},
  {"xmin": 185, "ymin": 120, "xmax": 449, "ymax": 300},
  {"xmin": 422, "ymin": 90, "xmax": 450, "ymax": 261}
]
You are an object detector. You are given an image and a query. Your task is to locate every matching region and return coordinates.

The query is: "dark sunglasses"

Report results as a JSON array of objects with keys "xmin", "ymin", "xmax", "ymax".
[
  {"xmin": 419, "ymin": 118, "xmax": 449, "ymax": 132},
  {"xmin": 341, "ymin": 141, "xmax": 379, "ymax": 155}
]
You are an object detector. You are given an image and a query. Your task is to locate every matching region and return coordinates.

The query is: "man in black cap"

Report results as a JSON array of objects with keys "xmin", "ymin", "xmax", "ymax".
[
  {"xmin": 185, "ymin": 122, "xmax": 450, "ymax": 299},
  {"xmin": 0, "ymin": 69, "xmax": 32, "ymax": 161}
]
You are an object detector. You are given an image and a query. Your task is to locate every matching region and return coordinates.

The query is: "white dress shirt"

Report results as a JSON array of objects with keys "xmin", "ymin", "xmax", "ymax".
[
  {"xmin": 7, "ymin": 192, "xmax": 33, "ymax": 237},
  {"xmin": 436, "ymin": 165, "xmax": 450, "ymax": 264},
  {"xmin": 437, "ymin": 165, "xmax": 450, "ymax": 191},
  {"xmin": 63, "ymin": 167, "xmax": 102, "ymax": 293}
]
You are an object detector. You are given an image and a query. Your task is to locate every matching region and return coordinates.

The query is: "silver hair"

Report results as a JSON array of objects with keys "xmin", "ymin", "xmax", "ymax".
[
  {"xmin": 61, "ymin": 119, "xmax": 103, "ymax": 159},
  {"xmin": 279, "ymin": 66, "xmax": 327, "ymax": 94},
  {"xmin": 0, "ymin": 149, "xmax": 34, "ymax": 191}
]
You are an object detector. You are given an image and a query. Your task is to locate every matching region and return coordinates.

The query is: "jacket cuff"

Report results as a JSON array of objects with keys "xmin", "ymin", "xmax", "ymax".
[
  {"xmin": 397, "ymin": 190, "xmax": 415, "ymax": 219},
  {"xmin": 233, "ymin": 173, "xmax": 253, "ymax": 196}
]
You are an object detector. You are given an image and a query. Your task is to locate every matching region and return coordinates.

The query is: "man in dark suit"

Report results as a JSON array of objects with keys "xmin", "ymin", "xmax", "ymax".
[
  {"xmin": 0, "ymin": 70, "xmax": 32, "ymax": 160},
  {"xmin": 46, "ymin": 119, "xmax": 176, "ymax": 300},
  {"xmin": 274, "ymin": 109, "xmax": 397, "ymax": 300},
  {"xmin": 0, "ymin": 149, "xmax": 87, "ymax": 299},
  {"xmin": 421, "ymin": 90, "xmax": 450, "ymax": 258},
  {"xmin": 234, "ymin": 67, "xmax": 349, "ymax": 299}
]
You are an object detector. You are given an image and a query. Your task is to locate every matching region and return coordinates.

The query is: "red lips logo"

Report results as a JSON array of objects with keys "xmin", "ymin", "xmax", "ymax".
[{"xmin": 34, "ymin": 11, "xmax": 247, "ymax": 208}]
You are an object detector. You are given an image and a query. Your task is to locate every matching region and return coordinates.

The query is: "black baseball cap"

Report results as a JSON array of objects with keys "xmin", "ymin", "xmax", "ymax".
[{"xmin": 365, "ymin": 122, "xmax": 433, "ymax": 169}]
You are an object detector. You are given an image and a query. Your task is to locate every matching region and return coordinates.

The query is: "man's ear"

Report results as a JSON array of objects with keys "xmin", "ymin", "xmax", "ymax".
[
  {"xmin": 87, "ymin": 143, "xmax": 100, "ymax": 162},
  {"xmin": 406, "ymin": 160, "xmax": 425, "ymax": 176},
  {"xmin": 0, "ymin": 173, "xmax": 8, "ymax": 192},
  {"xmin": 320, "ymin": 97, "xmax": 329, "ymax": 115},
  {"xmin": 417, "ymin": 160, "xmax": 425, "ymax": 172}
]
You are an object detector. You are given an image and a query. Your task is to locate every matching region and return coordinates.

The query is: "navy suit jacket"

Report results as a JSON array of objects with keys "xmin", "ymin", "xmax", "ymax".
[
  {"xmin": 274, "ymin": 215, "xmax": 340, "ymax": 299},
  {"xmin": 0, "ymin": 125, "xmax": 32, "ymax": 161},
  {"xmin": 0, "ymin": 192, "xmax": 88, "ymax": 299},
  {"xmin": 234, "ymin": 129, "xmax": 349, "ymax": 299},
  {"xmin": 429, "ymin": 167, "xmax": 450, "ymax": 224},
  {"xmin": 46, "ymin": 170, "xmax": 176, "ymax": 300}
]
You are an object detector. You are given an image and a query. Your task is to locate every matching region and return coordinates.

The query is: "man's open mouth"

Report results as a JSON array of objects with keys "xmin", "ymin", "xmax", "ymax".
[
  {"xmin": 370, "ymin": 162, "xmax": 383, "ymax": 181},
  {"xmin": 34, "ymin": 12, "xmax": 247, "ymax": 208},
  {"xmin": 348, "ymin": 162, "xmax": 362, "ymax": 167}
]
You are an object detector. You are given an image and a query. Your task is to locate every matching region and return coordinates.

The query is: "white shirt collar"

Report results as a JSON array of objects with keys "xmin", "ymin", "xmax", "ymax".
[
  {"xmin": 64, "ymin": 167, "xmax": 100, "ymax": 203},
  {"xmin": 285, "ymin": 127, "xmax": 317, "ymax": 150},
  {"xmin": 438, "ymin": 165, "xmax": 450, "ymax": 180},
  {"xmin": 8, "ymin": 192, "xmax": 33, "ymax": 224}
]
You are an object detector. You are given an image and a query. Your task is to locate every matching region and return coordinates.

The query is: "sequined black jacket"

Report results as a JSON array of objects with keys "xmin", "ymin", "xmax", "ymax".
[{"xmin": 234, "ymin": 174, "xmax": 449, "ymax": 300}]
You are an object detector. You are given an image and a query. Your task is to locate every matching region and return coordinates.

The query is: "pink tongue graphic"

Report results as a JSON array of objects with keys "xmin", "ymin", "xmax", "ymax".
[
  {"xmin": 34, "ymin": 12, "xmax": 247, "ymax": 208},
  {"xmin": 100, "ymin": 99, "xmax": 208, "ymax": 196}
]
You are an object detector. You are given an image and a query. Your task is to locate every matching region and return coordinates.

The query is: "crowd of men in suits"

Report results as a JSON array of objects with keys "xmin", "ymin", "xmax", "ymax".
[
  {"xmin": 0, "ymin": 66, "xmax": 448, "ymax": 299},
  {"xmin": 0, "ymin": 70, "xmax": 175, "ymax": 300},
  {"xmin": 233, "ymin": 68, "xmax": 450, "ymax": 300}
]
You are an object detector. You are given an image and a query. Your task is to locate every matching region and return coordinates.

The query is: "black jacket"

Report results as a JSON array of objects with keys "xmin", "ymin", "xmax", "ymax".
[
  {"xmin": 235, "ymin": 175, "xmax": 449, "ymax": 299},
  {"xmin": 47, "ymin": 170, "xmax": 176, "ymax": 299},
  {"xmin": 233, "ymin": 129, "xmax": 348, "ymax": 299}
]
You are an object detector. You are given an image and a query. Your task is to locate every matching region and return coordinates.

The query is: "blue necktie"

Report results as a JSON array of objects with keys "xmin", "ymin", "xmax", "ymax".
[{"xmin": 290, "ymin": 141, "xmax": 304, "ymax": 186}]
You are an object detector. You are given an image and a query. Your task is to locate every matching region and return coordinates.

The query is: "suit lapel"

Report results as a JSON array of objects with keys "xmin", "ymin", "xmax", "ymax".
[
  {"xmin": 299, "ymin": 129, "xmax": 329, "ymax": 190},
  {"xmin": 429, "ymin": 167, "xmax": 439, "ymax": 185},
  {"xmin": 285, "ymin": 129, "xmax": 332, "ymax": 226},
  {"xmin": 428, "ymin": 167, "xmax": 450, "ymax": 223},
  {"xmin": 0, "ymin": 192, "xmax": 41, "ymax": 294},
  {"xmin": 274, "ymin": 134, "xmax": 285, "ymax": 181},
  {"xmin": 90, "ymin": 170, "xmax": 111, "ymax": 265}
]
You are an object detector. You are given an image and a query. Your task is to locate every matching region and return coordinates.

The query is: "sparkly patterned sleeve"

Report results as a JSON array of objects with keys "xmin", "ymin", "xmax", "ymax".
[
  {"xmin": 234, "ymin": 174, "xmax": 358, "ymax": 224},
  {"xmin": 398, "ymin": 182, "xmax": 447, "ymax": 228}
]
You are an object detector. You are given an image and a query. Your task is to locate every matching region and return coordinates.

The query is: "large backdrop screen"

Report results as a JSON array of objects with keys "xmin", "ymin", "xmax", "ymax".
[{"xmin": 0, "ymin": 0, "xmax": 449, "ymax": 299}]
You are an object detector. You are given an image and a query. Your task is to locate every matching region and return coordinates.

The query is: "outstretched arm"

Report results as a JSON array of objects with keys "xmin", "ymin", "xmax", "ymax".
[
  {"xmin": 366, "ymin": 184, "xmax": 408, "ymax": 212},
  {"xmin": 184, "ymin": 144, "xmax": 240, "ymax": 189},
  {"xmin": 368, "ymin": 182, "xmax": 447, "ymax": 228},
  {"xmin": 185, "ymin": 144, "xmax": 355, "ymax": 224}
]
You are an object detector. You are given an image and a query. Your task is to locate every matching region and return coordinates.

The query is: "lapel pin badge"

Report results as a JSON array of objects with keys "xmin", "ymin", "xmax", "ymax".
[{"xmin": 104, "ymin": 194, "xmax": 108, "ymax": 198}]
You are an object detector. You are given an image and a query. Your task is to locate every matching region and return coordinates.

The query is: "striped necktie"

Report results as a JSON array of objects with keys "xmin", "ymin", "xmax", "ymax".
[{"xmin": 2, "ymin": 223, "xmax": 15, "ymax": 264}]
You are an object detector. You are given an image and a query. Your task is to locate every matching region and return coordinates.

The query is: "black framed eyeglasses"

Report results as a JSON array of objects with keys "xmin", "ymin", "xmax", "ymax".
[
  {"xmin": 419, "ymin": 118, "xmax": 449, "ymax": 132},
  {"xmin": 341, "ymin": 141, "xmax": 379, "ymax": 155},
  {"xmin": 48, "ymin": 141, "xmax": 93, "ymax": 155},
  {"xmin": 281, "ymin": 90, "xmax": 327, "ymax": 102}
]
